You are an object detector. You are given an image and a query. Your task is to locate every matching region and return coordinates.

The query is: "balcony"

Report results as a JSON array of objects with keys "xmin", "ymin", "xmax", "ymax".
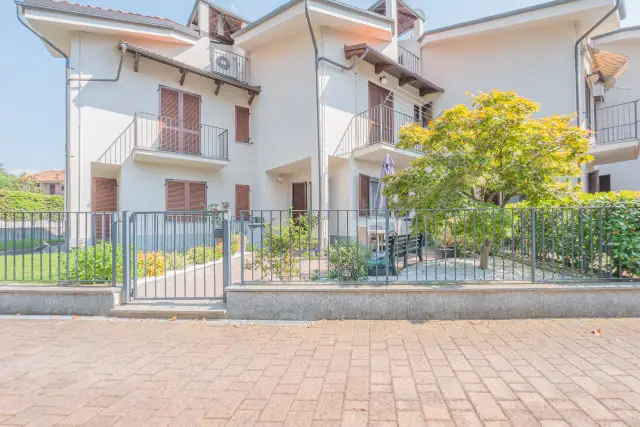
[
  {"xmin": 96, "ymin": 113, "xmax": 229, "ymax": 171},
  {"xmin": 589, "ymin": 100, "xmax": 639, "ymax": 165},
  {"xmin": 397, "ymin": 45, "xmax": 419, "ymax": 75},
  {"xmin": 334, "ymin": 105, "xmax": 424, "ymax": 168},
  {"xmin": 209, "ymin": 46, "xmax": 249, "ymax": 84}
]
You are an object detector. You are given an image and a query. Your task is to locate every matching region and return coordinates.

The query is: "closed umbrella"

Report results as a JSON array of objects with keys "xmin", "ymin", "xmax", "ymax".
[{"xmin": 374, "ymin": 153, "xmax": 395, "ymax": 210}]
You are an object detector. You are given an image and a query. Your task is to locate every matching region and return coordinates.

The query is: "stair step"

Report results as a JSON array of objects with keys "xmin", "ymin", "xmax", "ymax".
[{"xmin": 110, "ymin": 300, "xmax": 226, "ymax": 319}]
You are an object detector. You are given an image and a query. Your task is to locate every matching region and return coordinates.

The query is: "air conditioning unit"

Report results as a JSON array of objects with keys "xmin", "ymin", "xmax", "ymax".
[{"xmin": 212, "ymin": 49, "xmax": 245, "ymax": 81}]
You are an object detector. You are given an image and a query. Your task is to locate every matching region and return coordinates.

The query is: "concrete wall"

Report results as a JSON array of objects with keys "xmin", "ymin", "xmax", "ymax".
[
  {"xmin": 226, "ymin": 283, "xmax": 640, "ymax": 320},
  {"xmin": 421, "ymin": 22, "xmax": 579, "ymax": 118},
  {"xmin": 0, "ymin": 286, "xmax": 122, "ymax": 316}
]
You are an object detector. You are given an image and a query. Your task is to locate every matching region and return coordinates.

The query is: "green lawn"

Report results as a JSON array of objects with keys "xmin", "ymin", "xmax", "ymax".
[
  {"xmin": 0, "ymin": 253, "xmax": 62, "ymax": 282},
  {"xmin": 0, "ymin": 238, "xmax": 62, "ymax": 251}
]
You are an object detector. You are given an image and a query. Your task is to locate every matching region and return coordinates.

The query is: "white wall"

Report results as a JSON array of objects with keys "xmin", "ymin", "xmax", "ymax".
[
  {"xmin": 68, "ymin": 32, "xmax": 255, "ymax": 216},
  {"xmin": 421, "ymin": 22, "xmax": 579, "ymax": 118}
]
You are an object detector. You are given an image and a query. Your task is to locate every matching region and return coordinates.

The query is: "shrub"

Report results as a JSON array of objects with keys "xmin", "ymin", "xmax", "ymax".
[
  {"xmin": 165, "ymin": 252, "xmax": 186, "ymax": 271},
  {"xmin": 327, "ymin": 241, "xmax": 371, "ymax": 281},
  {"xmin": 186, "ymin": 244, "xmax": 223, "ymax": 265},
  {"xmin": 0, "ymin": 190, "xmax": 63, "ymax": 218},
  {"xmin": 62, "ymin": 241, "xmax": 123, "ymax": 282},
  {"xmin": 137, "ymin": 251, "xmax": 165, "ymax": 277},
  {"xmin": 231, "ymin": 233, "xmax": 247, "ymax": 253}
]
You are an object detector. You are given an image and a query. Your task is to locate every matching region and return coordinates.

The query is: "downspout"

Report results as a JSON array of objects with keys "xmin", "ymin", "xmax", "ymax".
[
  {"xmin": 16, "ymin": 4, "xmax": 126, "ymax": 213},
  {"xmin": 304, "ymin": 0, "xmax": 369, "ymax": 247},
  {"xmin": 574, "ymin": 0, "xmax": 621, "ymax": 126}
]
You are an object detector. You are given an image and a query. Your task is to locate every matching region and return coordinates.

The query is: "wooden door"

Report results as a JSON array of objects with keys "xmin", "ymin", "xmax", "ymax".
[
  {"xmin": 92, "ymin": 178, "xmax": 118, "ymax": 241},
  {"xmin": 182, "ymin": 93, "xmax": 201, "ymax": 155},
  {"xmin": 292, "ymin": 182, "xmax": 307, "ymax": 217},
  {"xmin": 160, "ymin": 87, "xmax": 201, "ymax": 154},
  {"xmin": 368, "ymin": 82, "xmax": 393, "ymax": 144},
  {"xmin": 235, "ymin": 184, "xmax": 250, "ymax": 218}
]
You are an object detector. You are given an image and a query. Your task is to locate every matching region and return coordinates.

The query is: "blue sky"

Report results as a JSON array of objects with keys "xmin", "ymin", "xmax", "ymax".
[{"xmin": 1, "ymin": 0, "xmax": 638, "ymax": 175}]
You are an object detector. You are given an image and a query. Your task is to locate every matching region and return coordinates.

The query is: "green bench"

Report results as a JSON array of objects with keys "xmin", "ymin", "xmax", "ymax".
[{"xmin": 367, "ymin": 233, "xmax": 426, "ymax": 276}]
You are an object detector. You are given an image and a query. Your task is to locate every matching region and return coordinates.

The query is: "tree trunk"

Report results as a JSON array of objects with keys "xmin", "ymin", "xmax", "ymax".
[{"xmin": 479, "ymin": 239, "xmax": 492, "ymax": 270}]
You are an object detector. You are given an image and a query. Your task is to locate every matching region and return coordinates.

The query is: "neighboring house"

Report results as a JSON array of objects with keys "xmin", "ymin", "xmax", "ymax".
[
  {"xmin": 14, "ymin": 0, "xmax": 634, "ymax": 241},
  {"xmin": 30, "ymin": 169, "xmax": 64, "ymax": 195}
]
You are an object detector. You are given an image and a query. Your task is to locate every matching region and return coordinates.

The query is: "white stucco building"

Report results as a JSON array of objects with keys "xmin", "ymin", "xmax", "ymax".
[{"xmin": 15, "ymin": 0, "xmax": 637, "ymax": 240}]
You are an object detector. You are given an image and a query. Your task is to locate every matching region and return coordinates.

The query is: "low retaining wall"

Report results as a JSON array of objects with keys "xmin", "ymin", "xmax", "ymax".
[
  {"xmin": 225, "ymin": 282, "xmax": 640, "ymax": 320},
  {"xmin": 0, "ymin": 286, "xmax": 122, "ymax": 316}
]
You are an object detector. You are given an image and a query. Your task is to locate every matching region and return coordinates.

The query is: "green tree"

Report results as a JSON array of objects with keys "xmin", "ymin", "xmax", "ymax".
[
  {"xmin": 385, "ymin": 91, "xmax": 592, "ymax": 268},
  {"xmin": 385, "ymin": 91, "xmax": 592, "ymax": 210}
]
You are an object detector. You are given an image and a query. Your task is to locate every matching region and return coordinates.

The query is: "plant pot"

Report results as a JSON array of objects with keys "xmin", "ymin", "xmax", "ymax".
[{"xmin": 439, "ymin": 247, "xmax": 458, "ymax": 259}]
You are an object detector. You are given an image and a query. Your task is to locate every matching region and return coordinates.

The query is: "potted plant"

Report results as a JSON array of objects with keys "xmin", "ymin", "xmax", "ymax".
[{"xmin": 438, "ymin": 227, "xmax": 459, "ymax": 259}]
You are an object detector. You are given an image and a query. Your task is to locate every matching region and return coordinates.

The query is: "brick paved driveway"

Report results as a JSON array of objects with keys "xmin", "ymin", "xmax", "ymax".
[{"xmin": 2, "ymin": 318, "xmax": 640, "ymax": 427}]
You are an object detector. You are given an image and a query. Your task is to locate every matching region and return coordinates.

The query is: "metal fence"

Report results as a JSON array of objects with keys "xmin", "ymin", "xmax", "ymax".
[
  {"xmin": 594, "ymin": 100, "xmax": 638, "ymax": 144},
  {"xmin": 210, "ymin": 46, "xmax": 249, "ymax": 83},
  {"xmin": 398, "ymin": 45, "xmax": 419, "ymax": 75},
  {"xmin": 334, "ymin": 105, "xmax": 424, "ymax": 157},
  {"xmin": 97, "ymin": 112, "xmax": 229, "ymax": 166},
  {"xmin": 0, "ymin": 212, "xmax": 119, "ymax": 284},
  {"xmin": 238, "ymin": 207, "xmax": 639, "ymax": 284}
]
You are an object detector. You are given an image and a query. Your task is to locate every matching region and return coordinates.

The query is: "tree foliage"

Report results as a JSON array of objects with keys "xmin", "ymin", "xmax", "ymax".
[
  {"xmin": 0, "ymin": 166, "xmax": 42, "ymax": 193},
  {"xmin": 385, "ymin": 91, "xmax": 592, "ymax": 209}
]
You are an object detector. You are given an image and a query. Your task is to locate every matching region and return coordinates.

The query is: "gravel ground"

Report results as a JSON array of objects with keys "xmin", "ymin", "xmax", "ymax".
[{"xmin": 367, "ymin": 256, "xmax": 576, "ymax": 282}]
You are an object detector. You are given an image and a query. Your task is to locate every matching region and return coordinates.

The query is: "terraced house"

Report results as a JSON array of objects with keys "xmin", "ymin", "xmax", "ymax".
[{"xmin": 15, "ymin": 0, "xmax": 636, "ymax": 240}]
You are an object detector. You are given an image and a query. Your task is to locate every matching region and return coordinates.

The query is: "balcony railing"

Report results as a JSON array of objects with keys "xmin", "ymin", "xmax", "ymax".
[
  {"xmin": 209, "ymin": 46, "xmax": 249, "ymax": 83},
  {"xmin": 334, "ymin": 105, "xmax": 424, "ymax": 157},
  {"xmin": 97, "ymin": 112, "xmax": 229, "ymax": 165},
  {"xmin": 593, "ymin": 100, "xmax": 639, "ymax": 145},
  {"xmin": 398, "ymin": 45, "xmax": 419, "ymax": 75}
]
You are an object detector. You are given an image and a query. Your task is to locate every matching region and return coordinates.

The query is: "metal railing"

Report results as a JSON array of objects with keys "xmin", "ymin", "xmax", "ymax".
[
  {"xmin": 210, "ymin": 45, "xmax": 249, "ymax": 83},
  {"xmin": 334, "ymin": 105, "xmax": 424, "ymax": 157},
  {"xmin": 97, "ymin": 112, "xmax": 229, "ymax": 165},
  {"xmin": 0, "ymin": 212, "xmax": 120, "ymax": 284},
  {"xmin": 238, "ymin": 207, "xmax": 639, "ymax": 284},
  {"xmin": 398, "ymin": 45, "xmax": 419, "ymax": 75},
  {"xmin": 594, "ymin": 100, "xmax": 639, "ymax": 145}
]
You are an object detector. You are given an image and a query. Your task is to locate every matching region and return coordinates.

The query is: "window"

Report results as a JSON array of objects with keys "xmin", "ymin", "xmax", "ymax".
[
  {"xmin": 414, "ymin": 102, "xmax": 433, "ymax": 127},
  {"xmin": 359, "ymin": 174, "xmax": 379, "ymax": 216},
  {"xmin": 159, "ymin": 86, "xmax": 201, "ymax": 154},
  {"xmin": 48, "ymin": 184, "xmax": 56, "ymax": 195},
  {"xmin": 165, "ymin": 179, "xmax": 207, "ymax": 212},
  {"xmin": 599, "ymin": 174, "xmax": 611, "ymax": 192},
  {"xmin": 235, "ymin": 106, "xmax": 250, "ymax": 143}
]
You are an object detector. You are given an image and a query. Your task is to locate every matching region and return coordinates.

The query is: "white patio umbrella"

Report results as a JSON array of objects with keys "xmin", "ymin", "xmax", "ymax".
[{"xmin": 373, "ymin": 153, "xmax": 395, "ymax": 210}]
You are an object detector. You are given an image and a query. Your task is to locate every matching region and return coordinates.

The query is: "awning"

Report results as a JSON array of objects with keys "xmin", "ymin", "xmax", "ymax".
[
  {"xmin": 588, "ymin": 46, "xmax": 630, "ymax": 90},
  {"xmin": 344, "ymin": 43, "xmax": 443, "ymax": 96},
  {"xmin": 120, "ymin": 41, "xmax": 261, "ymax": 103}
]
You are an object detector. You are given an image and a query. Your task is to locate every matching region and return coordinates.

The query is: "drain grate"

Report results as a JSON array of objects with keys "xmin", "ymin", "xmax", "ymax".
[{"xmin": 206, "ymin": 319, "xmax": 314, "ymax": 326}]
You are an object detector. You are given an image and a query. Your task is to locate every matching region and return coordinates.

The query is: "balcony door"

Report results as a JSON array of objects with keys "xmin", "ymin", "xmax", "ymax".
[
  {"xmin": 159, "ymin": 87, "xmax": 201, "ymax": 155},
  {"xmin": 368, "ymin": 82, "xmax": 394, "ymax": 145}
]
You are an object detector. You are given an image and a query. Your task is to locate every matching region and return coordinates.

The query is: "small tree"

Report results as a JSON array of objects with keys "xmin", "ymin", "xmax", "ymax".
[{"xmin": 386, "ymin": 91, "xmax": 592, "ymax": 268}]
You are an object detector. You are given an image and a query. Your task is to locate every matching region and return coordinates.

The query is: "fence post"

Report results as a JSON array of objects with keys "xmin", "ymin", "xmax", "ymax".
[
  {"xmin": 531, "ymin": 208, "xmax": 536, "ymax": 284},
  {"xmin": 222, "ymin": 211, "xmax": 231, "ymax": 301},
  {"xmin": 240, "ymin": 211, "xmax": 245, "ymax": 285},
  {"xmin": 385, "ymin": 210, "xmax": 390, "ymax": 285},
  {"xmin": 121, "ymin": 211, "xmax": 131, "ymax": 303},
  {"xmin": 111, "ymin": 213, "xmax": 118, "ymax": 287}
]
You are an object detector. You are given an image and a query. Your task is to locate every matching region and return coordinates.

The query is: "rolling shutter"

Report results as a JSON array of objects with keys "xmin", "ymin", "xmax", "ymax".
[
  {"xmin": 92, "ymin": 178, "xmax": 118, "ymax": 240},
  {"xmin": 235, "ymin": 184, "xmax": 250, "ymax": 218},
  {"xmin": 359, "ymin": 174, "xmax": 370, "ymax": 217},
  {"xmin": 235, "ymin": 106, "xmax": 250, "ymax": 143}
]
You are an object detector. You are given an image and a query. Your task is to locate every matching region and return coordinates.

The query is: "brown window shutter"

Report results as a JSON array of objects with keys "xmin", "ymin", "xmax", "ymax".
[
  {"xmin": 235, "ymin": 184, "xmax": 250, "ymax": 218},
  {"xmin": 182, "ymin": 92, "xmax": 201, "ymax": 155},
  {"xmin": 359, "ymin": 174, "xmax": 370, "ymax": 217},
  {"xmin": 166, "ymin": 180, "xmax": 187, "ymax": 211},
  {"xmin": 160, "ymin": 87, "xmax": 180, "ymax": 151},
  {"xmin": 92, "ymin": 178, "xmax": 118, "ymax": 241},
  {"xmin": 235, "ymin": 106, "xmax": 250, "ymax": 143},
  {"xmin": 188, "ymin": 182, "xmax": 207, "ymax": 210}
]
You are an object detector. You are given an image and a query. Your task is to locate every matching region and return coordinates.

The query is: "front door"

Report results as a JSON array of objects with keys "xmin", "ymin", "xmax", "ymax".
[
  {"xmin": 292, "ymin": 182, "xmax": 307, "ymax": 217},
  {"xmin": 92, "ymin": 178, "xmax": 118, "ymax": 241},
  {"xmin": 587, "ymin": 170, "xmax": 600, "ymax": 194},
  {"xmin": 235, "ymin": 184, "xmax": 250, "ymax": 218},
  {"xmin": 368, "ymin": 82, "xmax": 394, "ymax": 144}
]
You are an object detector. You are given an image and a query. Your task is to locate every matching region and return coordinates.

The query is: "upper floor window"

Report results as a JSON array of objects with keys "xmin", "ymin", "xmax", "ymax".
[{"xmin": 235, "ymin": 106, "xmax": 250, "ymax": 143}]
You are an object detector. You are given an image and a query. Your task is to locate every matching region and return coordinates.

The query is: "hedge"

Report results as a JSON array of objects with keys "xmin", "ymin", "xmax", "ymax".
[{"xmin": 0, "ymin": 190, "xmax": 64, "ymax": 215}]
